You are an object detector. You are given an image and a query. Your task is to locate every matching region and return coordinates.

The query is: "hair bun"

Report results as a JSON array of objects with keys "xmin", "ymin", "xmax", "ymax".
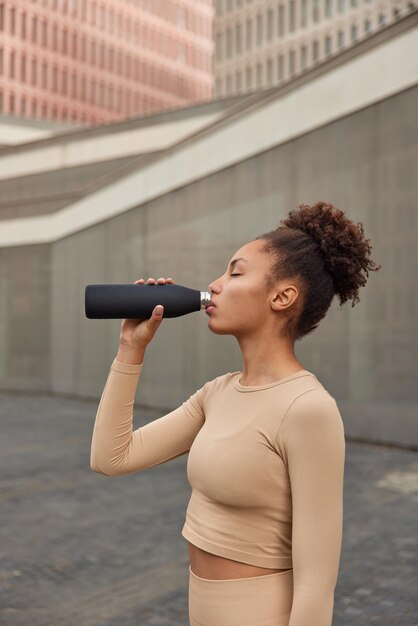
[{"xmin": 281, "ymin": 201, "xmax": 382, "ymax": 306}]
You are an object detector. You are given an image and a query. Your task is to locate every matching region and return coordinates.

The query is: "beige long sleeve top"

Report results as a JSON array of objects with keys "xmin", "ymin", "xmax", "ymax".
[{"xmin": 90, "ymin": 357, "xmax": 346, "ymax": 626}]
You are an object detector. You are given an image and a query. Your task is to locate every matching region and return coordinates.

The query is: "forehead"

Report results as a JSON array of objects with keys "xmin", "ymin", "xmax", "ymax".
[{"xmin": 231, "ymin": 240, "xmax": 267, "ymax": 264}]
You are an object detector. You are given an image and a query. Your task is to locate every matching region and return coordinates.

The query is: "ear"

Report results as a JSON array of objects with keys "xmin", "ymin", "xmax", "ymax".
[{"xmin": 271, "ymin": 285, "xmax": 299, "ymax": 311}]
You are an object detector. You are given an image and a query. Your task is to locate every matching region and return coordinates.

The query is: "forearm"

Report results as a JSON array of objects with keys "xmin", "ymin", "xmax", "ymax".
[
  {"xmin": 288, "ymin": 589, "xmax": 335, "ymax": 626},
  {"xmin": 90, "ymin": 344, "xmax": 145, "ymax": 475}
]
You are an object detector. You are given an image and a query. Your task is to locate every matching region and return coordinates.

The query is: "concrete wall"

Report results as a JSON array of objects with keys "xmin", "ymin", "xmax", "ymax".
[{"xmin": 0, "ymin": 84, "xmax": 417, "ymax": 449}]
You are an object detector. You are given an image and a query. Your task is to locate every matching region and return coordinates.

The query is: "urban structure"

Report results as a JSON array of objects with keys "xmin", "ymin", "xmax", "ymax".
[
  {"xmin": 0, "ymin": 0, "xmax": 214, "ymax": 124},
  {"xmin": 213, "ymin": 0, "xmax": 416, "ymax": 96}
]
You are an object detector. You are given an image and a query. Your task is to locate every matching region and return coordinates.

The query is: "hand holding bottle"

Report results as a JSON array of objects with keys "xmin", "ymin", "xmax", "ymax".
[{"xmin": 119, "ymin": 277, "xmax": 175, "ymax": 349}]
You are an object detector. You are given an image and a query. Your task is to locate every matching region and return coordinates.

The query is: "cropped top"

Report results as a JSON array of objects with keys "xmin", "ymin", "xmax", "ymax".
[{"xmin": 90, "ymin": 358, "xmax": 346, "ymax": 626}]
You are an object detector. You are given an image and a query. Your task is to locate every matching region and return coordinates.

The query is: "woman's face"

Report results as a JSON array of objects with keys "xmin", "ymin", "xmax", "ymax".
[{"xmin": 207, "ymin": 239, "xmax": 285, "ymax": 338}]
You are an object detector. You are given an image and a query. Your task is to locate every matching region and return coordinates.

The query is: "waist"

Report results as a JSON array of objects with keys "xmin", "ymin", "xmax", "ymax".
[{"xmin": 188, "ymin": 541, "xmax": 292, "ymax": 580}]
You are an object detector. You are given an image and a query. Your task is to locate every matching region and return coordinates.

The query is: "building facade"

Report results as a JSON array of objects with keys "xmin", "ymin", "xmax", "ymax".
[
  {"xmin": 0, "ymin": 0, "xmax": 214, "ymax": 124},
  {"xmin": 214, "ymin": 0, "xmax": 416, "ymax": 96}
]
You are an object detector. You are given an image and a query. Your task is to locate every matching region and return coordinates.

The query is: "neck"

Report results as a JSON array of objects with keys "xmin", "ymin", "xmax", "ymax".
[{"xmin": 236, "ymin": 332, "xmax": 305, "ymax": 386}]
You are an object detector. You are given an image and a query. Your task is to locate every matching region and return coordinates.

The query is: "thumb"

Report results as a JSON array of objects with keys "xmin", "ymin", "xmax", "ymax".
[{"xmin": 154, "ymin": 305, "xmax": 164, "ymax": 318}]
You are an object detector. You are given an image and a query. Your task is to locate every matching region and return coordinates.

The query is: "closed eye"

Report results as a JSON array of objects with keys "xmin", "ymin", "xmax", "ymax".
[{"xmin": 230, "ymin": 274, "xmax": 241, "ymax": 277}]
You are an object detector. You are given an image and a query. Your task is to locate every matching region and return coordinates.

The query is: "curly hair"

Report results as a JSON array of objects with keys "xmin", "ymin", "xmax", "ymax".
[{"xmin": 254, "ymin": 201, "xmax": 382, "ymax": 341}]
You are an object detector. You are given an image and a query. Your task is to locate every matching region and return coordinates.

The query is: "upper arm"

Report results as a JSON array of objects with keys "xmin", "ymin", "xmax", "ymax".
[
  {"xmin": 276, "ymin": 389, "xmax": 346, "ymax": 625},
  {"xmin": 120, "ymin": 386, "xmax": 207, "ymax": 474},
  {"xmin": 90, "ymin": 360, "xmax": 209, "ymax": 476}
]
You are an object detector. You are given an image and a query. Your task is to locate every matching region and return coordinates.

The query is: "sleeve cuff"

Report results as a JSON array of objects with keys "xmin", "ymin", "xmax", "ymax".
[{"xmin": 111, "ymin": 358, "xmax": 143, "ymax": 374}]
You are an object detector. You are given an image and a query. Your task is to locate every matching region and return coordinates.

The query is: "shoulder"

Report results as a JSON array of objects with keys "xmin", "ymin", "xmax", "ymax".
[
  {"xmin": 276, "ymin": 387, "xmax": 345, "ymax": 470},
  {"xmin": 203, "ymin": 370, "xmax": 241, "ymax": 393},
  {"xmin": 283, "ymin": 386, "xmax": 343, "ymax": 428},
  {"xmin": 276, "ymin": 384, "xmax": 344, "ymax": 445}
]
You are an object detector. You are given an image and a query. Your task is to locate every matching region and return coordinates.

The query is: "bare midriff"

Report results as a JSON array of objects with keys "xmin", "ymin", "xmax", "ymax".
[{"xmin": 187, "ymin": 541, "xmax": 292, "ymax": 580}]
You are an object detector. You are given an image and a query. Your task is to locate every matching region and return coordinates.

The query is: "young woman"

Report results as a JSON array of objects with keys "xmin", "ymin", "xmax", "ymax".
[{"xmin": 90, "ymin": 201, "xmax": 381, "ymax": 626}]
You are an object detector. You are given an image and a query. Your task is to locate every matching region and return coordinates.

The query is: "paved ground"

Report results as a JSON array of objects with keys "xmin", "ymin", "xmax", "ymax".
[{"xmin": 0, "ymin": 391, "xmax": 417, "ymax": 626}]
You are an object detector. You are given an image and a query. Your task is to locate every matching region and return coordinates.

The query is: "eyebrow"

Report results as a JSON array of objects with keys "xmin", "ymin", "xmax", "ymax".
[{"xmin": 228, "ymin": 257, "xmax": 248, "ymax": 270}]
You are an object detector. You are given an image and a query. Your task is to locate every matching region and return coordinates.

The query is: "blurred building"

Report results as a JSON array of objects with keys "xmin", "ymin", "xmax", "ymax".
[
  {"xmin": 214, "ymin": 0, "xmax": 416, "ymax": 97},
  {"xmin": 0, "ymin": 0, "xmax": 214, "ymax": 125},
  {"xmin": 0, "ymin": 11, "xmax": 417, "ymax": 449}
]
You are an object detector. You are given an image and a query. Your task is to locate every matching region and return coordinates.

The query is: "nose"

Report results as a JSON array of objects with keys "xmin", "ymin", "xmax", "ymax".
[{"xmin": 208, "ymin": 281, "xmax": 217, "ymax": 295}]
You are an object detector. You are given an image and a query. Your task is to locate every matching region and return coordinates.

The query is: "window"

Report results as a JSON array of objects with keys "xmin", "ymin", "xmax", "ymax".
[
  {"xmin": 267, "ymin": 9, "xmax": 274, "ymax": 40},
  {"xmin": 52, "ymin": 66, "xmax": 58, "ymax": 92},
  {"xmin": 338, "ymin": 0, "xmax": 345, "ymax": 13},
  {"xmin": 82, "ymin": 35, "xmax": 87, "ymax": 62},
  {"xmin": 246, "ymin": 18, "xmax": 252, "ymax": 49},
  {"xmin": 364, "ymin": 18, "xmax": 371, "ymax": 32},
  {"xmin": 277, "ymin": 54, "xmax": 284, "ymax": 80},
  {"xmin": 236, "ymin": 69, "xmax": 242, "ymax": 91},
  {"xmin": 63, "ymin": 29, "xmax": 68, "ymax": 54},
  {"xmin": 226, "ymin": 28, "xmax": 232, "ymax": 57},
  {"xmin": 256, "ymin": 62, "xmax": 262, "ymax": 87},
  {"xmin": 32, "ymin": 16, "xmax": 38, "ymax": 44},
  {"xmin": 301, "ymin": 45, "xmax": 307, "ymax": 68},
  {"xmin": 337, "ymin": 29, "xmax": 344, "ymax": 47},
  {"xmin": 21, "ymin": 54, "xmax": 26, "ymax": 81},
  {"xmin": 325, "ymin": 35, "xmax": 332, "ymax": 55},
  {"xmin": 278, "ymin": 5, "xmax": 284, "ymax": 37},
  {"xmin": 10, "ymin": 51, "xmax": 15, "ymax": 78},
  {"xmin": 31, "ymin": 58, "xmax": 36, "ymax": 85},
  {"xmin": 246, "ymin": 65, "xmax": 252, "ymax": 89},
  {"xmin": 313, "ymin": 0, "xmax": 320, "ymax": 22},
  {"xmin": 325, "ymin": 0, "xmax": 332, "ymax": 17},
  {"xmin": 289, "ymin": 49, "xmax": 295, "ymax": 74},
  {"xmin": 301, "ymin": 0, "xmax": 308, "ymax": 26},
  {"xmin": 256, "ymin": 13, "xmax": 263, "ymax": 46},
  {"xmin": 42, "ymin": 62, "xmax": 48, "ymax": 88},
  {"xmin": 42, "ymin": 20, "xmax": 47, "ymax": 47},
  {"xmin": 351, "ymin": 23, "xmax": 358, "ymax": 40},
  {"xmin": 10, "ymin": 7, "xmax": 15, "ymax": 35},
  {"xmin": 312, "ymin": 39, "xmax": 319, "ymax": 61},
  {"xmin": 235, "ymin": 22, "xmax": 242, "ymax": 54},
  {"xmin": 267, "ymin": 57, "xmax": 273, "ymax": 82},
  {"xmin": 226, "ymin": 73, "xmax": 232, "ymax": 94},
  {"xmin": 289, "ymin": 0, "xmax": 295, "ymax": 31}
]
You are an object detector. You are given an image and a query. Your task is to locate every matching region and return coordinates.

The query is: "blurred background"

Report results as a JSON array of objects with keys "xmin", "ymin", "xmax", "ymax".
[{"xmin": 0, "ymin": 2, "xmax": 417, "ymax": 625}]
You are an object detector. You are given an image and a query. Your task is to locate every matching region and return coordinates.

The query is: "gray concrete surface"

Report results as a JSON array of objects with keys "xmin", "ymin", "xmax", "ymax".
[{"xmin": 1, "ymin": 392, "xmax": 417, "ymax": 626}]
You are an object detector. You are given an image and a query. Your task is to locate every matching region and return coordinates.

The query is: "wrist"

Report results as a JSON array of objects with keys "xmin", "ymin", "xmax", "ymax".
[{"xmin": 116, "ymin": 343, "xmax": 146, "ymax": 365}]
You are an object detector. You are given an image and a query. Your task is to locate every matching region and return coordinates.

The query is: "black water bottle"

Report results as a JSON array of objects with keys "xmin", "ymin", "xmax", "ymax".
[{"xmin": 85, "ymin": 283, "xmax": 212, "ymax": 319}]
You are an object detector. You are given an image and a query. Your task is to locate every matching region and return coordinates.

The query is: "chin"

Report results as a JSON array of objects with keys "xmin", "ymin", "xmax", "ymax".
[{"xmin": 207, "ymin": 319, "xmax": 236, "ymax": 337}]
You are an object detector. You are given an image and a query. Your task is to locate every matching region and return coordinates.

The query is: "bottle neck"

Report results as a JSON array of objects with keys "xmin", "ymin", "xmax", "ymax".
[{"xmin": 200, "ymin": 291, "xmax": 211, "ymax": 309}]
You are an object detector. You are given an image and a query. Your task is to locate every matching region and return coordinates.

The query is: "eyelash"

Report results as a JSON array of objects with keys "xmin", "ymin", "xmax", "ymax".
[{"xmin": 230, "ymin": 274, "xmax": 241, "ymax": 277}]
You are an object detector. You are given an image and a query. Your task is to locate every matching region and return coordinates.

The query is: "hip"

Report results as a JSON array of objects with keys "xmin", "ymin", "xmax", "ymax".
[{"xmin": 188, "ymin": 565, "xmax": 293, "ymax": 626}]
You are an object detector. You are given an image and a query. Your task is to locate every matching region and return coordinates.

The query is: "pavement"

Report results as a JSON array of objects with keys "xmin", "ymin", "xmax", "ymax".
[{"xmin": 0, "ymin": 391, "xmax": 417, "ymax": 626}]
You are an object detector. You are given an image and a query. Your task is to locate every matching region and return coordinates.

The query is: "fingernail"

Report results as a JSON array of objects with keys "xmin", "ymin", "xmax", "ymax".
[{"xmin": 156, "ymin": 306, "xmax": 163, "ymax": 314}]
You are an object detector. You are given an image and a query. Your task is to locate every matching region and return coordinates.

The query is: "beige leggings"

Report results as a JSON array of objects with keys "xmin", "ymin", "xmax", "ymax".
[{"xmin": 188, "ymin": 565, "xmax": 294, "ymax": 626}]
